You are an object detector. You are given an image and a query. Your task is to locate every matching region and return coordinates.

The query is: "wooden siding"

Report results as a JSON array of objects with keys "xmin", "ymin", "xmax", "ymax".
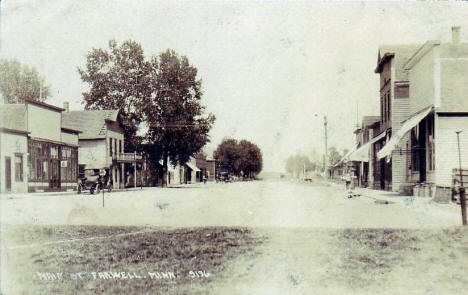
[
  {"xmin": 408, "ymin": 49, "xmax": 435, "ymax": 114},
  {"xmin": 435, "ymin": 116, "xmax": 468, "ymax": 187},
  {"xmin": 439, "ymin": 59, "xmax": 468, "ymax": 111}
]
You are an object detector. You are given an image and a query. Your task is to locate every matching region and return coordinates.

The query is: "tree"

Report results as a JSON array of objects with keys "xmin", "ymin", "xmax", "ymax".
[
  {"xmin": 143, "ymin": 49, "xmax": 215, "ymax": 187},
  {"xmin": 328, "ymin": 146, "xmax": 343, "ymax": 166},
  {"xmin": 79, "ymin": 41, "xmax": 215, "ymax": 187},
  {"xmin": 214, "ymin": 138, "xmax": 241, "ymax": 175},
  {"xmin": 238, "ymin": 140, "xmax": 263, "ymax": 178},
  {"xmin": 285, "ymin": 154, "xmax": 315, "ymax": 178},
  {"xmin": 78, "ymin": 40, "xmax": 149, "ymax": 150},
  {"xmin": 214, "ymin": 138, "xmax": 263, "ymax": 178},
  {"xmin": 0, "ymin": 59, "xmax": 51, "ymax": 103}
]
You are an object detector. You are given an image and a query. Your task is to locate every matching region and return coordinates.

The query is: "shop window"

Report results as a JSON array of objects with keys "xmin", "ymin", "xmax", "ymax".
[
  {"xmin": 50, "ymin": 146, "xmax": 58, "ymax": 159},
  {"xmin": 36, "ymin": 159, "xmax": 42, "ymax": 180},
  {"xmin": 15, "ymin": 154, "xmax": 23, "ymax": 182},
  {"xmin": 43, "ymin": 160, "xmax": 48, "ymax": 180}
]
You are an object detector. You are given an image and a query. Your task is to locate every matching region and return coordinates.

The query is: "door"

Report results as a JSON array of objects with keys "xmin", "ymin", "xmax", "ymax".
[
  {"xmin": 49, "ymin": 159, "xmax": 61, "ymax": 189},
  {"xmin": 5, "ymin": 157, "xmax": 11, "ymax": 191},
  {"xmin": 380, "ymin": 159, "xmax": 385, "ymax": 190}
]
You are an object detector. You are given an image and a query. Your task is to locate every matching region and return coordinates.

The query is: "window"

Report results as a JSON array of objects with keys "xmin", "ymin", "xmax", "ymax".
[
  {"xmin": 50, "ymin": 146, "xmax": 58, "ymax": 159},
  {"xmin": 15, "ymin": 154, "xmax": 23, "ymax": 182},
  {"xmin": 43, "ymin": 160, "xmax": 48, "ymax": 180},
  {"xmin": 36, "ymin": 159, "xmax": 43, "ymax": 180},
  {"xmin": 119, "ymin": 140, "xmax": 122, "ymax": 155},
  {"xmin": 109, "ymin": 138, "xmax": 113, "ymax": 156}
]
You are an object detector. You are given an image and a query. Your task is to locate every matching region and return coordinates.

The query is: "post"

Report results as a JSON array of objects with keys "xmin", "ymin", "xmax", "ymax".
[
  {"xmin": 456, "ymin": 131, "xmax": 467, "ymax": 226},
  {"xmin": 134, "ymin": 151, "xmax": 137, "ymax": 188},
  {"xmin": 102, "ymin": 183, "xmax": 105, "ymax": 208},
  {"xmin": 324, "ymin": 115, "xmax": 328, "ymax": 178},
  {"xmin": 140, "ymin": 154, "xmax": 143, "ymax": 190}
]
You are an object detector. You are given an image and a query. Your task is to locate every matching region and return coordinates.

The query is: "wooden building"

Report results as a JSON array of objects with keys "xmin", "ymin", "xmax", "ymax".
[
  {"xmin": 377, "ymin": 27, "xmax": 468, "ymax": 200},
  {"xmin": 62, "ymin": 109, "xmax": 142, "ymax": 189},
  {"xmin": 1, "ymin": 100, "xmax": 80, "ymax": 193}
]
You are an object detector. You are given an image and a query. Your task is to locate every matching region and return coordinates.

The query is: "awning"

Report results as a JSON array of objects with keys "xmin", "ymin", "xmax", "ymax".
[
  {"xmin": 335, "ymin": 145, "xmax": 358, "ymax": 166},
  {"xmin": 377, "ymin": 105, "xmax": 433, "ymax": 159},
  {"xmin": 185, "ymin": 162, "xmax": 201, "ymax": 172},
  {"xmin": 349, "ymin": 131, "xmax": 387, "ymax": 162}
]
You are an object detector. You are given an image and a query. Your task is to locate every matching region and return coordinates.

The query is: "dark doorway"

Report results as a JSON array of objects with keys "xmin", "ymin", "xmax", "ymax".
[
  {"xmin": 5, "ymin": 157, "xmax": 11, "ymax": 191},
  {"xmin": 380, "ymin": 158, "xmax": 385, "ymax": 190},
  {"xmin": 49, "ymin": 159, "xmax": 61, "ymax": 189},
  {"xmin": 418, "ymin": 120, "xmax": 427, "ymax": 183}
]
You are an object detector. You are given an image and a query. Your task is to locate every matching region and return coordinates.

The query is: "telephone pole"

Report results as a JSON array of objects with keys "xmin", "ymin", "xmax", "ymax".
[
  {"xmin": 324, "ymin": 115, "xmax": 328, "ymax": 178},
  {"xmin": 456, "ymin": 131, "xmax": 467, "ymax": 226}
]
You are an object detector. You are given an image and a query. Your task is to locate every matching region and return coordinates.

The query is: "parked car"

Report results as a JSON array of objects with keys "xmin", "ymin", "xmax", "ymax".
[{"xmin": 77, "ymin": 169, "xmax": 112, "ymax": 194}]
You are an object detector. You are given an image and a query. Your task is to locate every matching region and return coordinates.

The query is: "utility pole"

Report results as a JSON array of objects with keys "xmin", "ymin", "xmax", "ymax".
[
  {"xmin": 456, "ymin": 131, "xmax": 467, "ymax": 226},
  {"xmin": 324, "ymin": 115, "xmax": 328, "ymax": 178}
]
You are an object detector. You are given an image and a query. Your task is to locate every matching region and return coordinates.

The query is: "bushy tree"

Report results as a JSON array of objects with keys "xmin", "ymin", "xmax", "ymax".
[
  {"xmin": 78, "ymin": 40, "xmax": 149, "ymax": 150},
  {"xmin": 79, "ymin": 41, "xmax": 215, "ymax": 187},
  {"xmin": 0, "ymin": 59, "xmax": 51, "ymax": 103},
  {"xmin": 144, "ymin": 50, "xmax": 215, "ymax": 186},
  {"xmin": 214, "ymin": 138, "xmax": 263, "ymax": 178},
  {"xmin": 238, "ymin": 140, "xmax": 263, "ymax": 178}
]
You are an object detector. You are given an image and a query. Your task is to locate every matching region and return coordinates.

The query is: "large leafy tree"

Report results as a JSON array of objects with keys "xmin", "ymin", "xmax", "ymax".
[
  {"xmin": 0, "ymin": 59, "xmax": 51, "ymax": 103},
  {"xmin": 78, "ymin": 40, "xmax": 149, "ymax": 150},
  {"xmin": 214, "ymin": 138, "xmax": 263, "ymax": 178},
  {"xmin": 79, "ymin": 42, "xmax": 215, "ymax": 186},
  {"xmin": 144, "ymin": 49, "xmax": 215, "ymax": 186},
  {"xmin": 238, "ymin": 140, "xmax": 263, "ymax": 178},
  {"xmin": 214, "ymin": 138, "xmax": 242, "ymax": 175}
]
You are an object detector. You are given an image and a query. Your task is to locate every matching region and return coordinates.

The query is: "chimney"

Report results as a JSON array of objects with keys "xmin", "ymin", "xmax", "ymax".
[
  {"xmin": 63, "ymin": 101, "xmax": 69, "ymax": 112},
  {"xmin": 452, "ymin": 26, "xmax": 461, "ymax": 44}
]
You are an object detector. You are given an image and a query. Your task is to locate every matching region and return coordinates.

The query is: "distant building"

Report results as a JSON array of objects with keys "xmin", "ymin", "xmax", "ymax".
[{"xmin": 195, "ymin": 156, "xmax": 216, "ymax": 181}]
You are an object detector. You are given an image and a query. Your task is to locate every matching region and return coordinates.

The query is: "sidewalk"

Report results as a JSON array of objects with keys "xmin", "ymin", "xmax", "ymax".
[
  {"xmin": 1, "ymin": 186, "xmax": 152, "ymax": 200},
  {"xmin": 328, "ymin": 180, "xmax": 464, "ymax": 224}
]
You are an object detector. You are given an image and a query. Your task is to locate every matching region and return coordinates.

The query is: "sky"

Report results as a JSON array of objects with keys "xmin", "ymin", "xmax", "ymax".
[{"xmin": 2, "ymin": 0, "xmax": 468, "ymax": 172}]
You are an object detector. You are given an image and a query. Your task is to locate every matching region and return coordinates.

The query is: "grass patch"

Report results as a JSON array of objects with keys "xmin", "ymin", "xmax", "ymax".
[
  {"xmin": 2, "ymin": 225, "xmax": 262, "ymax": 295},
  {"xmin": 331, "ymin": 227, "xmax": 468, "ymax": 293}
]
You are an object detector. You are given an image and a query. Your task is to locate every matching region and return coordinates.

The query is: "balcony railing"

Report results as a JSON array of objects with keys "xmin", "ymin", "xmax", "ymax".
[{"xmin": 113, "ymin": 153, "xmax": 143, "ymax": 162}]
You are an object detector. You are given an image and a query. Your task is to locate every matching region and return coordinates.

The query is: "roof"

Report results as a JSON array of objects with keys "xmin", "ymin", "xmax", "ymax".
[
  {"xmin": 375, "ymin": 44, "xmax": 422, "ymax": 81},
  {"xmin": 24, "ymin": 98, "xmax": 64, "ymax": 112},
  {"xmin": 362, "ymin": 116, "xmax": 380, "ymax": 128},
  {"xmin": 61, "ymin": 110, "xmax": 120, "ymax": 139},
  {"xmin": 0, "ymin": 104, "xmax": 27, "ymax": 132},
  {"xmin": 405, "ymin": 41, "xmax": 468, "ymax": 70}
]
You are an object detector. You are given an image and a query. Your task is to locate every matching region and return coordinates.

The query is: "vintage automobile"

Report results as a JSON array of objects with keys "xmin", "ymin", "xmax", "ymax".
[{"xmin": 77, "ymin": 169, "xmax": 112, "ymax": 194}]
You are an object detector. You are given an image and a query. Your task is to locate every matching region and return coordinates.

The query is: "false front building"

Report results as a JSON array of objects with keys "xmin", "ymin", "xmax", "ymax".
[
  {"xmin": 0, "ymin": 100, "xmax": 80, "ymax": 193},
  {"xmin": 62, "ymin": 109, "xmax": 142, "ymax": 189}
]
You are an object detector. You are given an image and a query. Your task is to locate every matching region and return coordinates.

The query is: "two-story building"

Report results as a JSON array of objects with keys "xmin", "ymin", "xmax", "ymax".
[
  {"xmin": 378, "ymin": 26, "xmax": 468, "ymax": 201},
  {"xmin": 373, "ymin": 44, "xmax": 421, "ymax": 192},
  {"xmin": 62, "ymin": 108, "xmax": 142, "ymax": 189},
  {"xmin": 1, "ymin": 100, "xmax": 80, "ymax": 193}
]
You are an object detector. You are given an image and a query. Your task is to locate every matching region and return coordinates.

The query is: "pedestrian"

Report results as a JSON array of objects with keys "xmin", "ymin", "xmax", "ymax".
[{"xmin": 344, "ymin": 172, "xmax": 351, "ymax": 190}]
